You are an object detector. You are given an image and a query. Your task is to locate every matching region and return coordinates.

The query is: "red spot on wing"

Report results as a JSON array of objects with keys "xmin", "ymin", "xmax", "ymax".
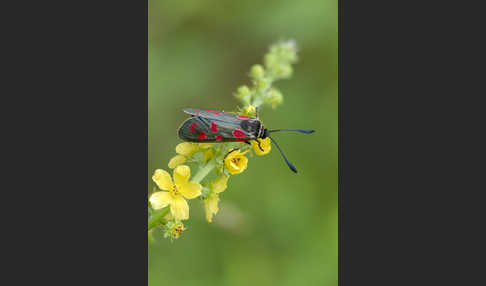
[
  {"xmin": 194, "ymin": 109, "xmax": 199, "ymax": 113},
  {"xmin": 216, "ymin": 135, "xmax": 223, "ymax": 141},
  {"xmin": 206, "ymin": 109, "xmax": 215, "ymax": 112},
  {"xmin": 189, "ymin": 123, "xmax": 197, "ymax": 134},
  {"xmin": 237, "ymin": 115, "xmax": 250, "ymax": 119},
  {"xmin": 213, "ymin": 112, "xmax": 222, "ymax": 116},
  {"xmin": 232, "ymin": 128, "xmax": 246, "ymax": 138},
  {"xmin": 210, "ymin": 122, "xmax": 218, "ymax": 132},
  {"xmin": 198, "ymin": 132, "xmax": 206, "ymax": 139}
]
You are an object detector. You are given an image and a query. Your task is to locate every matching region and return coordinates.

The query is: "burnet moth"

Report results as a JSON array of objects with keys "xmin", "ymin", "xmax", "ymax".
[{"xmin": 177, "ymin": 108, "xmax": 315, "ymax": 173}]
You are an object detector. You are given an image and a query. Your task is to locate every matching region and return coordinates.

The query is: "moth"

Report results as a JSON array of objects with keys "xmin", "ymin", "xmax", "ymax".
[{"xmin": 178, "ymin": 108, "xmax": 315, "ymax": 173}]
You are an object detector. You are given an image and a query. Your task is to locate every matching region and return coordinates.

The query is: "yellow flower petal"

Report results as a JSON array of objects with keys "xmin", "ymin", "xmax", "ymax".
[
  {"xmin": 250, "ymin": 137, "xmax": 271, "ymax": 155},
  {"xmin": 224, "ymin": 150, "xmax": 248, "ymax": 175},
  {"xmin": 204, "ymin": 193, "xmax": 219, "ymax": 223},
  {"xmin": 229, "ymin": 161, "xmax": 239, "ymax": 169},
  {"xmin": 211, "ymin": 175, "xmax": 229, "ymax": 194},
  {"xmin": 152, "ymin": 169, "xmax": 173, "ymax": 191},
  {"xmin": 168, "ymin": 155, "xmax": 186, "ymax": 169},
  {"xmin": 173, "ymin": 165, "xmax": 191, "ymax": 187},
  {"xmin": 149, "ymin": 191, "xmax": 172, "ymax": 210},
  {"xmin": 198, "ymin": 143, "xmax": 215, "ymax": 149},
  {"xmin": 170, "ymin": 195, "xmax": 189, "ymax": 220},
  {"xmin": 180, "ymin": 181, "xmax": 202, "ymax": 199},
  {"xmin": 175, "ymin": 142, "xmax": 198, "ymax": 156}
]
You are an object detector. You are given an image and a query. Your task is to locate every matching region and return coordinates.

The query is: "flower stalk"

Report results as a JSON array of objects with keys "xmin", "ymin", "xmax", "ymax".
[
  {"xmin": 148, "ymin": 40, "xmax": 298, "ymax": 241},
  {"xmin": 148, "ymin": 206, "xmax": 170, "ymax": 231},
  {"xmin": 191, "ymin": 158, "xmax": 217, "ymax": 184}
]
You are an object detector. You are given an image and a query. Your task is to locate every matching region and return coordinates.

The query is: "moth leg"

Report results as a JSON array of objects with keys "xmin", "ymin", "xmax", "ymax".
[
  {"xmin": 223, "ymin": 141, "xmax": 251, "ymax": 161},
  {"xmin": 223, "ymin": 148, "xmax": 240, "ymax": 161},
  {"xmin": 256, "ymin": 138, "xmax": 264, "ymax": 152}
]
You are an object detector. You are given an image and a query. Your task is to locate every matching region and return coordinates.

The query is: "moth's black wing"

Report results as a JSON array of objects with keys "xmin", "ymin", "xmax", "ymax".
[
  {"xmin": 178, "ymin": 116, "xmax": 212, "ymax": 142},
  {"xmin": 209, "ymin": 117, "xmax": 260, "ymax": 141},
  {"xmin": 183, "ymin": 108, "xmax": 256, "ymax": 123},
  {"xmin": 182, "ymin": 108, "xmax": 201, "ymax": 116},
  {"xmin": 178, "ymin": 115, "xmax": 259, "ymax": 142}
]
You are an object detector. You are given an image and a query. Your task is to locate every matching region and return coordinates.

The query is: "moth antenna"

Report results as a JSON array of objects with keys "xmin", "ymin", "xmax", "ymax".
[
  {"xmin": 268, "ymin": 135, "xmax": 298, "ymax": 173},
  {"xmin": 269, "ymin": 129, "xmax": 315, "ymax": 134}
]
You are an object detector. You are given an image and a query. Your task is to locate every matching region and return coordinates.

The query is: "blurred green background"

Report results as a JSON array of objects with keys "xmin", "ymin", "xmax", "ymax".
[{"xmin": 148, "ymin": 0, "xmax": 337, "ymax": 285}]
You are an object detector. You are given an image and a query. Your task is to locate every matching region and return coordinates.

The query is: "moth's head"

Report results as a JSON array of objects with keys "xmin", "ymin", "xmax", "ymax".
[
  {"xmin": 241, "ymin": 119, "xmax": 262, "ymax": 136},
  {"xmin": 261, "ymin": 128, "xmax": 269, "ymax": 139}
]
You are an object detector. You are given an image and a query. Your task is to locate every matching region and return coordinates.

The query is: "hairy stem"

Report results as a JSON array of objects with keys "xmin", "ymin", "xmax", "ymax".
[
  {"xmin": 148, "ymin": 206, "xmax": 170, "ymax": 231},
  {"xmin": 191, "ymin": 158, "xmax": 216, "ymax": 183}
]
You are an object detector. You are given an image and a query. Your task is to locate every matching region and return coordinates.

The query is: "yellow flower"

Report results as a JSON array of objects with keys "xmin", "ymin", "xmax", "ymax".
[
  {"xmin": 149, "ymin": 165, "xmax": 202, "ymax": 220},
  {"xmin": 224, "ymin": 150, "xmax": 248, "ymax": 175},
  {"xmin": 163, "ymin": 220, "xmax": 185, "ymax": 240},
  {"xmin": 250, "ymin": 137, "xmax": 271, "ymax": 155},
  {"xmin": 204, "ymin": 193, "xmax": 219, "ymax": 223},
  {"xmin": 212, "ymin": 175, "xmax": 229, "ymax": 193},
  {"xmin": 168, "ymin": 143, "xmax": 198, "ymax": 169},
  {"xmin": 172, "ymin": 221, "xmax": 185, "ymax": 238},
  {"xmin": 166, "ymin": 221, "xmax": 185, "ymax": 239},
  {"xmin": 176, "ymin": 142, "xmax": 198, "ymax": 155},
  {"xmin": 244, "ymin": 105, "xmax": 256, "ymax": 116},
  {"xmin": 204, "ymin": 176, "xmax": 229, "ymax": 222}
]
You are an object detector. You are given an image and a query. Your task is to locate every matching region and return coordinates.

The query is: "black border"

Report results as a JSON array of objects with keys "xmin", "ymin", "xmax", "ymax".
[
  {"xmin": 338, "ymin": 1, "xmax": 481, "ymax": 285},
  {"xmin": 6, "ymin": 0, "xmax": 479, "ymax": 284},
  {"xmin": 7, "ymin": 1, "xmax": 148, "ymax": 284}
]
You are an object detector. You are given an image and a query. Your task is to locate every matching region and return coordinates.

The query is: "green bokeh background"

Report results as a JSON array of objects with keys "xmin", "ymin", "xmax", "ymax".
[{"xmin": 148, "ymin": 0, "xmax": 337, "ymax": 285}]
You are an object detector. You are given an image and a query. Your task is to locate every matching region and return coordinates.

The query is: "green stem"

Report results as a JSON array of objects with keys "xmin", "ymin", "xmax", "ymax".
[
  {"xmin": 191, "ymin": 158, "xmax": 216, "ymax": 183},
  {"xmin": 148, "ymin": 206, "xmax": 170, "ymax": 231},
  {"xmin": 251, "ymin": 75, "xmax": 274, "ymax": 108}
]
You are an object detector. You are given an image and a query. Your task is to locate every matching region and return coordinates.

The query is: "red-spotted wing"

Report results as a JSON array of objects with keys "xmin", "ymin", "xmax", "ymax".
[{"xmin": 178, "ymin": 109, "xmax": 260, "ymax": 142}]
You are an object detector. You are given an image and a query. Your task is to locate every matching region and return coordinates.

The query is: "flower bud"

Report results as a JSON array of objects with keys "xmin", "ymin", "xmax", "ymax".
[
  {"xmin": 204, "ymin": 192, "xmax": 219, "ymax": 223},
  {"xmin": 265, "ymin": 88, "xmax": 283, "ymax": 108},
  {"xmin": 175, "ymin": 142, "xmax": 198, "ymax": 156},
  {"xmin": 264, "ymin": 54, "xmax": 277, "ymax": 69},
  {"xmin": 249, "ymin": 64, "xmax": 265, "ymax": 79},
  {"xmin": 275, "ymin": 65, "xmax": 293, "ymax": 78},
  {"xmin": 281, "ymin": 43, "xmax": 298, "ymax": 62},
  {"xmin": 256, "ymin": 78, "xmax": 269, "ymax": 90},
  {"xmin": 235, "ymin": 85, "xmax": 251, "ymax": 101},
  {"xmin": 164, "ymin": 220, "xmax": 185, "ymax": 240},
  {"xmin": 198, "ymin": 143, "xmax": 215, "ymax": 149}
]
